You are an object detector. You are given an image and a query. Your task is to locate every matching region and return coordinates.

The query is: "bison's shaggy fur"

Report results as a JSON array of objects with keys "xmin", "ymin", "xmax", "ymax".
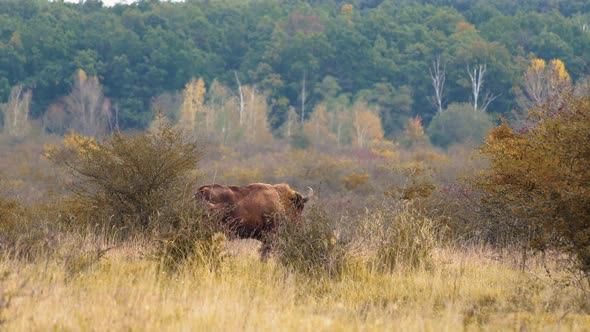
[{"xmin": 195, "ymin": 183, "xmax": 312, "ymax": 256}]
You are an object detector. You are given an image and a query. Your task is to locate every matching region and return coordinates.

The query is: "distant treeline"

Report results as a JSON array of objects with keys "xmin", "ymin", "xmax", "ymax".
[{"xmin": 0, "ymin": 0, "xmax": 589, "ymax": 135}]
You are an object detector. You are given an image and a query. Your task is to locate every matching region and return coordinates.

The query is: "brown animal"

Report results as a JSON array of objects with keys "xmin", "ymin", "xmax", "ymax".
[{"xmin": 195, "ymin": 183, "xmax": 313, "ymax": 254}]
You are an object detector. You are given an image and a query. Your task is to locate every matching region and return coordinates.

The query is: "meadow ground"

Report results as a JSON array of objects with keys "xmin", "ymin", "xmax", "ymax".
[{"xmin": 2, "ymin": 237, "xmax": 589, "ymax": 332}]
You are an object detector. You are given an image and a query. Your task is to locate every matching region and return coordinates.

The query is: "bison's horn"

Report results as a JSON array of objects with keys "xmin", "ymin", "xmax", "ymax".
[{"xmin": 303, "ymin": 187, "xmax": 314, "ymax": 202}]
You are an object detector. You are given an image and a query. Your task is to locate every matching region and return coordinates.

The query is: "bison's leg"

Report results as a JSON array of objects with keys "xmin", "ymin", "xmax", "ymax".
[
  {"xmin": 257, "ymin": 222, "xmax": 277, "ymax": 261},
  {"xmin": 259, "ymin": 236, "xmax": 274, "ymax": 261}
]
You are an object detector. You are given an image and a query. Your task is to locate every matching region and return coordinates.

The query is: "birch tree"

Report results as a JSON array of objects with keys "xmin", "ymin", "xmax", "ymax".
[
  {"xmin": 304, "ymin": 103, "xmax": 336, "ymax": 145},
  {"xmin": 1, "ymin": 84, "xmax": 32, "ymax": 138},
  {"xmin": 467, "ymin": 64, "xmax": 497, "ymax": 112},
  {"xmin": 242, "ymin": 85, "xmax": 273, "ymax": 144},
  {"xmin": 179, "ymin": 77, "xmax": 206, "ymax": 134},
  {"xmin": 235, "ymin": 71, "xmax": 244, "ymax": 126},
  {"xmin": 301, "ymin": 71, "xmax": 306, "ymax": 124},
  {"xmin": 429, "ymin": 55, "xmax": 445, "ymax": 113},
  {"xmin": 63, "ymin": 69, "xmax": 112, "ymax": 137},
  {"xmin": 283, "ymin": 106, "xmax": 299, "ymax": 139},
  {"xmin": 516, "ymin": 58, "xmax": 572, "ymax": 110},
  {"xmin": 207, "ymin": 80, "xmax": 235, "ymax": 145},
  {"xmin": 352, "ymin": 102, "xmax": 383, "ymax": 148}
]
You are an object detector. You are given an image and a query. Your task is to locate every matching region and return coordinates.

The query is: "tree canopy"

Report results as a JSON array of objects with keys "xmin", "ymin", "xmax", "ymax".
[{"xmin": 0, "ymin": 0, "xmax": 588, "ymax": 136}]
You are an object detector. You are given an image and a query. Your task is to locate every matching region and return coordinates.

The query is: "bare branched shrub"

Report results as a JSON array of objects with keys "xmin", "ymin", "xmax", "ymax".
[
  {"xmin": 46, "ymin": 125, "xmax": 203, "ymax": 233},
  {"xmin": 273, "ymin": 204, "xmax": 349, "ymax": 278},
  {"xmin": 355, "ymin": 203, "xmax": 440, "ymax": 271}
]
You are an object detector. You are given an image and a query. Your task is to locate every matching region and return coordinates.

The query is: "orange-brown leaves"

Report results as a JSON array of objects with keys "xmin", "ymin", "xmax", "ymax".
[{"xmin": 476, "ymin": 95, "xmax": 590, "ymax": 272}]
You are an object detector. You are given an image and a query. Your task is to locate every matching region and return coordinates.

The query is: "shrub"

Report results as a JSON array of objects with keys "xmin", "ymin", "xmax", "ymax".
[
  {"xmin": 427, "ymin": 103, "xmax": 495, "ymax": 148},
  {"xmin": 45, "ymin": 125, "xmax": 203, "ymax": 232},
  {"xmin": 289, "ymin": 132, "xmax": 311, "ymax": 150},
  {"xmin": 356, "ymin": 203, "xmax": 439, "ymax": 271},
  {"xmin": 153, "ymin": 204, "xmax": 227, "ymax": 272},
  {"xmin": 273, "ymin": 204, "xmax": 348, "ymax": 278},
  {"xmin": 474, "ymin": 95, "xmax": 590, "ymax": 278},
  {"xmin": 342, "ymin": 172, "xmax": 369, "ymax": 190},
  {"xmin": 385, "ymin": 162, "xmax": 436, "ymax": 201}
]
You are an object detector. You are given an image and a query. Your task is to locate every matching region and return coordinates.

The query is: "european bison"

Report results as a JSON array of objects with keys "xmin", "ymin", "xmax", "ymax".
[{"xmin": 195, "ymin": 183, "xmax": 313, "ymax": 256}]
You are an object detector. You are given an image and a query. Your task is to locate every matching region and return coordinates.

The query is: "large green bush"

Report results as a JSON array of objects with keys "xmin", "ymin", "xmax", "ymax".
[{"xmin": 427, "ymin": 103, "xmax": 495, "ymax": 148}]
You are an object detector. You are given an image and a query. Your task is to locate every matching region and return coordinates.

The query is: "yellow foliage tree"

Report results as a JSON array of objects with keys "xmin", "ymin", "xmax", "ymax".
[
  {"xmin": 1, "ymin": 84, "xmax": 32, "ymax": 138},
  {"xmin": 341, "ymin": 4, "xmax": 353, "ymax": 23},
  {"xmin": 476, "ymin": 94, "xmax": 590, "ymax": 275},
  {"xmin": 519, "ymin": 57, "xmax": 573, "ymax": 110},
  {"xmin": 179, "ymin": 77, "xmax": 206, "ymax": 134},
  {"xmin": 304, "ymin": 103, "xmax": 337, "ymax": 145},
  {"xmin": 206, "ymin": 80, "xmax": 239, "ymax": 145},
  {"xmin": 403, "ymin": 115, "xmax": 426, "ymax": 146},
  {"xmin": 43, "ymin": 131, "xmax": 99, "ymax": 161},
  {"xmin": 352, "ymin": 102, "xmax": 383, "ymax": 148},
  {"xmin": 242, "ymin": 85, "xmax": 273, "ymax": 145},
  {"xmin": 61, "ymin": 69, "xmax": 112, "ymax": 137}
]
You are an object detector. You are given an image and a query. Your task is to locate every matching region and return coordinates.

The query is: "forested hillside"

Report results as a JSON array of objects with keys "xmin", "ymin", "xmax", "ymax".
[{"xmin": 0, "ymin": 0, "xmax": 589, "ymax": 140}]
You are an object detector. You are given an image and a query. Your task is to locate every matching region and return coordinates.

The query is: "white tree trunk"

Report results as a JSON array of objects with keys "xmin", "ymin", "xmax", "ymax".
[
  {"xmin": 467, "ymin": 64, "xmax": 486, "ymax": 112},
  {"xmin": 301, "ymin": 71, "xmax": 306, "ymax": 124},
  {"xmin": 1, "ymin": 84, "xmax": 32, "ymax": 138},
  {"xmin": 430, "ymin": 55, "xmax": 445, "ymax": 113},
  {"xmin": 235, "ymin": 71, "xmax": 244, "ymax": 126}
]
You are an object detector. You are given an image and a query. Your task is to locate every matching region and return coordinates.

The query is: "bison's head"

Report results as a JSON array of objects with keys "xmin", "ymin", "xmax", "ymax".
[{"xmin": 291, "ymin": 187, "xmax": 314, "ymax": 212}]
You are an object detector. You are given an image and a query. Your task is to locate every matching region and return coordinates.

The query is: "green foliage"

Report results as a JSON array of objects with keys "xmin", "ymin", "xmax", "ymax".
[
  {"xmin": 273, "ymin": 204, "xmax": 348, "ymax": 278},
  {"xmin": 46, "ymin": 125, "xmax": 203, "ymax": 231},
  {"xmin": 0, "ymin": 0, "xmax": 587, "ymax": 133},
  {"xmin": 427, "ymin": 103, "xmax": 495, "ymax": 148},
  {"xmin": 475, "ymin": 95, "xmax": 590, "ymax": 276},
  {"xmin": 289, "ymin": 132, "xmax": 311, "ymax": 150}
]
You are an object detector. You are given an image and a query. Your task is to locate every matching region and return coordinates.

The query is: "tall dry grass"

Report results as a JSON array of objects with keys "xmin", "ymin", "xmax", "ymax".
[
  {"xmin": 1, "ymin": 202, "xmax": 589, "ymax": 331},
  {"xmin": 2, "ymin": 235, "xmax": 590, "ymax": 331}
]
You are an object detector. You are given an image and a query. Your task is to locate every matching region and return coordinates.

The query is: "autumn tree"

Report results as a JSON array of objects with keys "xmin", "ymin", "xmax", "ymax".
[
  {"xmin": 241, "ymin": 85, "xmax": 273, "ymax": 145},
  {"xmin": 179, "ymin": 77, "xmax": 206, "ymax": 135},
  {"xmin": 352, "ymin": 102, "xmax": 383, "ymax": 148},
  {"xmin": 1, "ymin": 84, "xmax": 31, "ymax": 138},
  {"xmin": 281, "ymin": 106, "xmax": 300, "ymax": 140},
  {"xmin": 517, "ymin": 58, "xmax": 573, "ymax": 110},
  {"xmin": 304, "ymin": 103, "xmax": 336, "ymax": 146},
  {"xmin": 206, "ymin": 80, "xmax": 239, "ymax": 146},
  {"xmin": 476, "ymin": 94, "xmax": 590, "ymax": 277},
  {"xmin": 61, "ymin": 69, "xmax": 112, "ymax": 137},
  {"xmin": 403, "ymin": 115, "xmax": 427, "ymax": 146}
]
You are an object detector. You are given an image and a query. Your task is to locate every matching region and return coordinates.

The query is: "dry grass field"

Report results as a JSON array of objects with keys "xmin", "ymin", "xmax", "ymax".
[{"xmin": 1, "ymin": 234, "xmax": 589, "ymax": 331}]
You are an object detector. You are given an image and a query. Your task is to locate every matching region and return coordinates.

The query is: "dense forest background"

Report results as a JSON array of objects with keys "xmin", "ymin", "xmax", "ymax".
[{"xmin": 0, "ymin": 0, "xmax": 589, "ymax": 143}]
